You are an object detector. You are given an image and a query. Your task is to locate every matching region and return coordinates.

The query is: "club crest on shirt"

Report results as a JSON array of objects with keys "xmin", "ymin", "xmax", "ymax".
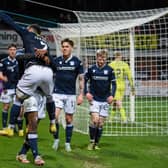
[
  {"xmin": 70, "ymin": 61, "xmax": 74, "ymax": 66},
  {"xmin": 104, "ymin": 70, "xmax": 108, "ymax": 75}
]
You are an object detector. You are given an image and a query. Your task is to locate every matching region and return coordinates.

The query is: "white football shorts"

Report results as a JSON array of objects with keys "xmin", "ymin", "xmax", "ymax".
[
  {"xmin": 23, "ymin": 91, "xmax": 46, "ymax": 119},
  {"xmin": 17, "ymin": 65, "xmax": 54, "ymax": 97},
  {"xmin": 89, "ymin": 100, "xmax": 109, "ymax": 117},
  {"xmin": 0, "ymin": 89, "xmax": 15, "ymax": 103},
  {"xmin": 53, "ymin": 93, "xmax": 76, "ymax": 114}
]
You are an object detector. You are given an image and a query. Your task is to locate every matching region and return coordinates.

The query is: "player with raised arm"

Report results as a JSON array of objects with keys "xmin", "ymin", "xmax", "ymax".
[
  {"xmin": 52, "ymin": 38, "xmax": 84, "ymax": 152},
  {"xmin": 84, "ymin": 49, "xmax": 116, "ymax": 150},
  {"xmin": 0, "ymin": 12, "xmax": 56, "ymax": 166},
  {"xmin": 109, "ymin": 51, "xmax": 135, "ymax": 123}
]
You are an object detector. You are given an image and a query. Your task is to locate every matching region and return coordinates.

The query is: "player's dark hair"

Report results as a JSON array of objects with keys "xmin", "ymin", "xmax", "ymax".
[
  {"xmin": 61, "ymin": 38, "xmax": 74, "ymax": 47},
  {"xmin": 8, "ymin": 43, "xmax": 17, "ymax": 49},
  {"xmin": 29, "ymin": 24, "xmax": 41, "ymax": 35}
]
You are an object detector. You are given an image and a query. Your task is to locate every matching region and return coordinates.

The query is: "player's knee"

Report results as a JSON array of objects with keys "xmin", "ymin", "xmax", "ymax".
[
  {"xmin": 3, "ymin": 104, "xmax": 9, "ymax": 111},
  {"xmin": 28, "ymin": 123, "xmax": 38, "ymax": 132},
  {"xmin": 16, "ymin": 88, "xmax": 30, "ymax": 102},
  {"xmin": 98, "ymin": 120, "xmax": 105, "ymax": 127},
  {"xmin": 90, "ymin": 121, "xmax": 97, "ymax": 127},
  {"xmin": 66, "ymin": 118, "xmax": 73, "ymax": 125},
  {"xmin": 92, "ymin": 119, "xmax": 99, "ymax": 126},
  {"xmin": 91, "ymin": 115, "xmax": 99, "ymax": 125},
  {"xmin": 65, "ymin": 114, "xmax": 73, "ymax": 124}
]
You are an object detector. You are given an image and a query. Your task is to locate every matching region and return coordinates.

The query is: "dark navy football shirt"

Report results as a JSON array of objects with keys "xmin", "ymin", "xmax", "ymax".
[
  {"xmin": 53, "ymin": 55, "xmax": 83, "ymax": 95},
  {"xmin": 0, "ymin": 57, "xmax": 19, "ymax": 89},
  {"xmin": 84, "ymin": 64, "xmax": 116, "ymax": 102}
]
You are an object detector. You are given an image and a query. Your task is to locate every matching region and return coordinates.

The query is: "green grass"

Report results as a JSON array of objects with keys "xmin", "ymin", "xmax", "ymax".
[
  {"xmin": 0, "ymin": 117, "xmax": 168, "ymax": 168},
  {"xmin": 0, "ymin": 97, "xmax": 168, "ymax": 168},
  {"xmin": 75, "ymin": 97, "xmax": 168, "ymax": 136}
]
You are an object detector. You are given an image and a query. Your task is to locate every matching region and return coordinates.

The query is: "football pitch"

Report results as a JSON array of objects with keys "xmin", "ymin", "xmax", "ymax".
[
  {"xmin": 74, "ymin": 97, "xmax": 168, "ymax": 136},
  {"xmin": 0, "ymin": 114, "xmax": 168, "ymax": 168}
]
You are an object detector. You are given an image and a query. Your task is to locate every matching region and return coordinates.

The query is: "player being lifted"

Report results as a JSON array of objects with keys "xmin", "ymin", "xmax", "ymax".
[
  {"xmin": 109, "ymin": 51, "xmax": 135, "ymax": 123},
  {"xmin": 84, "ymin": 49, "xmax": 116, "ymax": 150},
  {"xmin": 0, "ymin": 12, "xmax": 56, "ymax": 166}
]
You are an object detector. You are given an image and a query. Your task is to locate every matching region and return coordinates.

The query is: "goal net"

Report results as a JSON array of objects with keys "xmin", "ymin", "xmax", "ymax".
[{"xmin": 49, "ymin": 7, "xmax": 168, "ymax": 136}]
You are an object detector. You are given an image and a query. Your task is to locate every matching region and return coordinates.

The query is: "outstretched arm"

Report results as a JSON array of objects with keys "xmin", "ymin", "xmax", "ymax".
[{"xmin": 0, "ymin": 12, "xmax": 27, "ymax": 37}]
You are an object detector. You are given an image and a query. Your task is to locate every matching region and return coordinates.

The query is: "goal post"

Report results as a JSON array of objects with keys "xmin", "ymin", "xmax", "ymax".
[
  {"xmin": 129, "ymin": 28, "xmax": 135, "ymax": 123},
  {"xmin": 49, "ymin": 7, "xmax": 168, "ymax": 136}
]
